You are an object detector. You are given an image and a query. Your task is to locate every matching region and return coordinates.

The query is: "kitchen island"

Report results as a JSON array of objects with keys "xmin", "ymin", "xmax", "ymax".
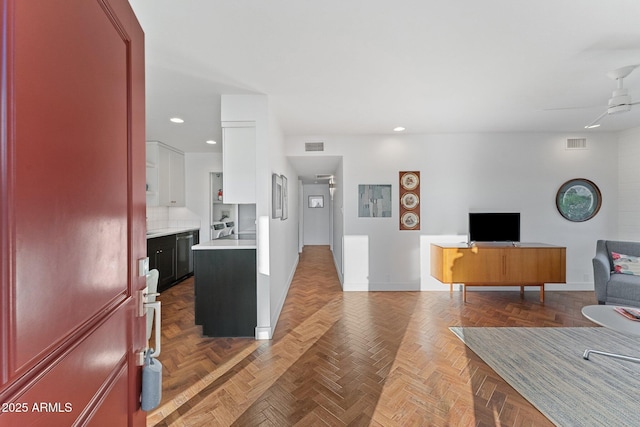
[{"xmin": 191, "ymin": 235, "xmax": 256, "ymax": 337}]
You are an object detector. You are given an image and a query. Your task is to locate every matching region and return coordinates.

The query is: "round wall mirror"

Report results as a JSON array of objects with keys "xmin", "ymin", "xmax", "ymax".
[{"xmin": 556, "ymin": 178, "xmax": 602, "ymax": 222}]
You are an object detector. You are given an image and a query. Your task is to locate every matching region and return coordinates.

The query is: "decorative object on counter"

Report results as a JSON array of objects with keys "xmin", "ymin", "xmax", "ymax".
[
  {"xmin": 308, "ymin": 195, "xmax": 324, "ymax": 208},
  {"xmin": 399, "ymin": 171, "xmax": 420, "ymax": 230},
  {"xmin": 556, "ymin": 178, "xmax": 601, "ymax": 222},
  {"xmin": 358, "ymin": 184, "xmax": 392, "ymax": 217},
  {"xmin": 272, "ymin": 173, "xmax": 283, "ymax": 219},
  {"xmin": 217, "ymin": 188, "xmax": 222, "ymax": 201},
  {"xmin": 281, "ymin": 175, "xmax": 288, "ymax": 220}
]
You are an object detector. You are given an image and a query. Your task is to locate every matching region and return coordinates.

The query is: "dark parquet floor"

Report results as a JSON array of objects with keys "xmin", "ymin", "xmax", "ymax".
[{"xmin": 148, "ymin": 245, "xmax": 598, "ymax": 426}]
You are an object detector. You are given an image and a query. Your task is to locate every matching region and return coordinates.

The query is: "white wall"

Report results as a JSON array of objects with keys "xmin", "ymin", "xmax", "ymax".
[
  {"xmin": 267, "ymin": 109, "xmax": 299, "ymax": 339},
  {"xmin": 303, "ymin": 183, "xmax": 331, "ymax": 245},
  {"xmin": 618, "ymin": 127, "xmax": 640, "ymax": 240},
  {"xmin": 146, "ymin": 205, "xmax": 200, "ymax": 231},
  {"xmin": 286, "ymin": 132, "xmax": 619, "ymax": 291},
  {"xmin": 332, "ymin": 158, "xmax": 344, "ymax": 283}
]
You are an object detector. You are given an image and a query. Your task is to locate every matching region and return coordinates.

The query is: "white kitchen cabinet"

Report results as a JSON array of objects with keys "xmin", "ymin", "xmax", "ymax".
[
  {"xmin": 222, "ymin": 125, "xmax": 255, "ymax": 204},
  {"xmin": 146, "ymin": 141, "xmax": 185, "ymax": 207}
]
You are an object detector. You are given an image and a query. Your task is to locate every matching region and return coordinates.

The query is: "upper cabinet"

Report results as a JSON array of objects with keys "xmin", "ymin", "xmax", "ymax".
[
  {"xmin": 222, "ymin": 125, "xmax": 256, "ymax": 204},
  {"xmin": 146, "ymin": 141, "xmax": 185, "ymax": 207}
]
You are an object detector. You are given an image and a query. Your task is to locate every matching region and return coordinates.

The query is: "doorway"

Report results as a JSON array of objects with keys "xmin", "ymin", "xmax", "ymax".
[{"xmin": 302, "ymin": 183, "xmax": 332, "ymax": 246}]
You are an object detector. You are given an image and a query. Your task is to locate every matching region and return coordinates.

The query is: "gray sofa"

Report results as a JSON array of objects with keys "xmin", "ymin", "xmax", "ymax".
[{"xmin": 593, "ymin": 240, "xmax": 640, "ymax": 307}]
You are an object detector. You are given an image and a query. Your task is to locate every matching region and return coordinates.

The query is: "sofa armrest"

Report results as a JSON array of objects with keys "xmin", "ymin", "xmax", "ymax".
[{"xmin": 593, "ymin": 254, "xmax": 611, "ymax": 303}]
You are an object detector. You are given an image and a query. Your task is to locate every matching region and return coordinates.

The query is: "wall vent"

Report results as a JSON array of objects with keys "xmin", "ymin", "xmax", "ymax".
[
  {"xmin": 305, "ymin": 142, "xmax": 324, "ymax": 152},
  {"xmin": 566, "ymin": 138, "xmax": 587, "ymax": 150}
]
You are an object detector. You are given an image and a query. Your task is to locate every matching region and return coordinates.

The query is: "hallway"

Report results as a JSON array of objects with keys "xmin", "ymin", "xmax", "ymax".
[{"xmin": 149, "ymin": 245, "xmax": 596, "ymax": 426}]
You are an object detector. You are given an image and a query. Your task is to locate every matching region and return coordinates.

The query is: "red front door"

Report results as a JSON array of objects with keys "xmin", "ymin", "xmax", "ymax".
[{"xmin": 1, "ymin": 0, "xmax": 146, "ymax": 425}]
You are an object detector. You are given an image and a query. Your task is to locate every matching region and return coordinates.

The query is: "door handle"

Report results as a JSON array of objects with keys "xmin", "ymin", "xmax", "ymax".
[{"xmin": 144, "ymin": 301, "xmax": 161, "ymax": 358}]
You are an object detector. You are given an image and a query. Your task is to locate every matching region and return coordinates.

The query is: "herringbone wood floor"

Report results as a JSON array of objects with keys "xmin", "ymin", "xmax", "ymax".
[{"xmin": 148, "ymin": 245, "xmax": 598, "ymax": 426}]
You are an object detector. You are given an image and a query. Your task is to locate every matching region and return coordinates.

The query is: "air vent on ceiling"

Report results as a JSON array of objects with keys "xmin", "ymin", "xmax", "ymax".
[
  {"xmin": 566, "ymin": 138, "xmax": 587, "ymax": 150},
  {"xmin": 305, "ymin": 142, "xmax": 324, "ymax": 152}
]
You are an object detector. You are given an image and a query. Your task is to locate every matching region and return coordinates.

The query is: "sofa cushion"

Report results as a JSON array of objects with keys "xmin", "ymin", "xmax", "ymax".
[
  {"xmin": 607, "ymin": 272, "xmax": 640, "ymax": 303},
  {"xmin": 612, "ymin": 252, "xmax": 640, "ymax": 276},
  {"xmin": 606, "ymin": 241, "xmax": 640, "ymax": 258}
]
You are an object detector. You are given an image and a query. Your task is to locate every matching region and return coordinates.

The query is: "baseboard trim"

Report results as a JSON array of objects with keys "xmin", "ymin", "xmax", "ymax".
[
  {"xmin": 260, "ymin": 254, "xmax": 300, "ymax": 340},
  {"xmin": 341, "ymin": 282, "xmax": 593, "ymax": 292},
  {"xmin": 331, "ymin": 249, "xmax": 344, "ymax": 288},
  {"xmin": 255, "ymin": 327, "xmax": 271, "ymax": 340}
]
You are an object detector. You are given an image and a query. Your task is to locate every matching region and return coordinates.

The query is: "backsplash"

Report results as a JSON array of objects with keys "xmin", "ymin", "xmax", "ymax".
[{"xmin": 147, "ymin": 206, "xmax": 201, "ymax": 231}]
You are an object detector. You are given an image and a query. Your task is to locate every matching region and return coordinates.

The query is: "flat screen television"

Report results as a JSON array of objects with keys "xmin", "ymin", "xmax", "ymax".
[{"xmin": 469, "ymin": 212, "xmax": 520, "ymax": 242}]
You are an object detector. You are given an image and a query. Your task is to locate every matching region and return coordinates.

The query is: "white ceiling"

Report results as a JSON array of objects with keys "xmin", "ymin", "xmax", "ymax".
[{"xmin": 129, "ymin": 0, "xmax": 640, "ymax": 177}]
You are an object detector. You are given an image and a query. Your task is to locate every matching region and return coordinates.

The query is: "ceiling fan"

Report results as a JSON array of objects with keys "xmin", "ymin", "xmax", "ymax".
[{"xmin": 584, "ymin": 64, "xmax": 639, "ymax": 129}]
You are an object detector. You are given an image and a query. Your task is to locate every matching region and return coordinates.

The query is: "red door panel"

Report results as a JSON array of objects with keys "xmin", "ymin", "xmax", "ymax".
[
  {"xmin": 1, "ymin": 306, "xmax": 128, "ymax": 426},
  {"xmin": 87, "ymin": 366, "xmax": 130, "ymax": 427},
  {"xmin": 13, "ymin": 0, "xmax": 130, "ymax": 372},
  {"xmin": 1, "ymin": 0, "xmax": 146, "ymax": 425}
]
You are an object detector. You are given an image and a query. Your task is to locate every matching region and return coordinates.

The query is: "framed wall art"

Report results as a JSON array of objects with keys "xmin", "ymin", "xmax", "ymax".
[
  {"xmin": 281, "ymin": 175, "xmax": 288, "ymax": 220},
  {"xmin": 399, "ymin": 171, "xmax": 420, "ymax": 230},
  {"xmin": 308, "ymin": 195, "xmax": 324, "ymax": 208},
  {"xmin": 556, "ymin": 178, "xmax": 601, "ymax": 222},
  {"xmin": 358, "ymin": 185, "xmax": 392, "ymax": 217},
  {"xmin": 272, "ymin": 173, "xmax": 282, "ymax": 219}
]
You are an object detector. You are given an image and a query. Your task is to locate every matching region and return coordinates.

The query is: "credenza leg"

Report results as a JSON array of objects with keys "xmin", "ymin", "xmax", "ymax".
[
  {"xmin": 520, "ymin": 286, "xmax": 524, "ymax": 298},
  {"xmin": 449, "ymin": 283, "xmax": 453, "ymax": 294},
  {"xmin": 540, "ymin": 284, "xmax": 545, "ymax": 303},
  {"xmin": 463, "ymin": 285, "xmax": 467, "ymax": 302}
]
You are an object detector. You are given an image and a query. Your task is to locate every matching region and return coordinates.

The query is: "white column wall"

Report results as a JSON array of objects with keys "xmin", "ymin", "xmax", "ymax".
[{"xmin": 618, "ymin": 127, "xmax": 640, "ymax": 240}]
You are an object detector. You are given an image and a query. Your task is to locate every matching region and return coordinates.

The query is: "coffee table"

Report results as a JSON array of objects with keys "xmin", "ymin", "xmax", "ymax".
[{"xmin": 581, "ymin": 305, "xmax": 640, "ymax": 363}]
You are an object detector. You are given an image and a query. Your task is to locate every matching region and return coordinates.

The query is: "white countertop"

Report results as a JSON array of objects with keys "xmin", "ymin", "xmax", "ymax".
[
  {"xmin": 146, "ymin": 227, "xmax": 199, "ymax": 239},
  {"xmin": 192, "ymin": 235, "xmax": 256, "ymax": 250}
]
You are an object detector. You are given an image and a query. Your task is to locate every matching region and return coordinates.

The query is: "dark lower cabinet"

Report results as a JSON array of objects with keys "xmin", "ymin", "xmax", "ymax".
[
  {"xmin": 194, "ymin": 249, "xmax": 256, "ymax": 337},
  {"xmin": 147, "ymin": 235, "xmax": 176, "ymax": 291},
  {"xmin": 176, "ymin": 231, "xmax": 199, "ymax": 279},
  {"xmin": 147, "ymin": 229, "xmax": 199, "ymax": 292}
]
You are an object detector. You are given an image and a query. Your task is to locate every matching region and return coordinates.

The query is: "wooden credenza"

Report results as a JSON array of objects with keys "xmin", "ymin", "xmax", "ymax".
[{"xmin": 430, "ymin": 242, "xmax": 566, "ymax": 302}]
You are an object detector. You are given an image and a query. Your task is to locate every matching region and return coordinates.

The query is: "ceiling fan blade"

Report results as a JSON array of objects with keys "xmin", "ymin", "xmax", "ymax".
[
  {"xmin": 584, "ymin": 110, "xmax": 608, "ymax": 129},
  {"xmin": 543, "ymin": 104, "xmax": 602, "ymax": 111},
  {"xmin": 630, "ymin": 101, "xmax": 640, "ymax": 106}
]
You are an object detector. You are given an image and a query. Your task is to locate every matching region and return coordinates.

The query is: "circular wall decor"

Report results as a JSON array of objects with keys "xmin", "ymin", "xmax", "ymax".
[
  {"xmin": 556, "ymin": 178, "xmax": 602, "ymax": 222},
  {"xmin": 400, "ymin": 172, "xmax": 419, "ymax": 190},
  {"xmin": 401, "ymin": 192, "xmax": 419, "ymax": 210},
  {"xmin": 401, "ymin": 212, "xmax": 420, "ymax": 229}
]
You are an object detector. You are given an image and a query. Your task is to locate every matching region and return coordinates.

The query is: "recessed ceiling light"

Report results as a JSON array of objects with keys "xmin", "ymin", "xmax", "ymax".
[
  {"xmin": 170, "ymin": 117, "xmax": 184, "ymax": 123},
  {"xmin": 393, "ymin": 127, "xmax": 405, "ymax": 132},
  {"xmin": 584, "ymin": 124, "xmax": 600, "ymax": 129},
  {"xmin": 205, "ymin": 140, "xmax": 217, "ymax": 145}
]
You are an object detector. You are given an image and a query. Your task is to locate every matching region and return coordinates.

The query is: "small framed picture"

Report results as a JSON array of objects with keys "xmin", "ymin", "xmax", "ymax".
[
  {"xmin": 281, "ymin": 175, "xmax": 288, "ymax": 220},
  {"xmin": 308, "ymin": 195, "xmax": 324, "ymax": 208},
  {"xmin": 272, "ymin": 174, "xmax": 283, "ymax": 218}
]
